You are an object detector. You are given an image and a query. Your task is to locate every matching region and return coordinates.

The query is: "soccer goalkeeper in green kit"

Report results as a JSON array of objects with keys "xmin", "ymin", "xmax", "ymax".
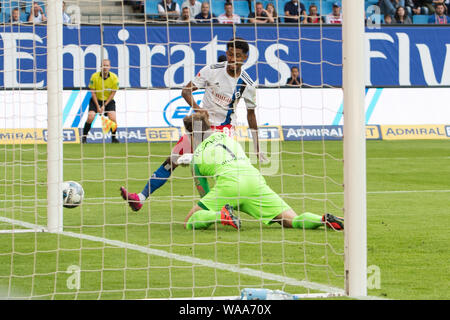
[{"xmin": 180, "ymin": 113, "xmax": 344, "ymax": 232}]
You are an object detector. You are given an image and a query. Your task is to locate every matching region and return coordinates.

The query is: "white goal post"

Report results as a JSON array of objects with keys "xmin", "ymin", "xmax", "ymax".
[
  {"xmin": 342, "ymin": 0, "xmax": 367, "ymax": 297},
  {"xmin": 47, "ymin": 0, "xmax": 64, "ymax": 234}
]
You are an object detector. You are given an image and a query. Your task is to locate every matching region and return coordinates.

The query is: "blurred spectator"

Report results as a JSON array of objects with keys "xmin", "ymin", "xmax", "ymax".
[
  {"xmin": 423, "ymin": 0, "xmax": 436, "ymax": 13},
  {"xmin": 9, "ymin": 8, "xmax": 23, "ymax": 23},
  {"xmin": 284, "ymin": 0, "xmax": 306, "ymax": 23},
  {"xmin": 248, "ymin": 2, "xmax": 273, "ymax": 24},
  {"xmin": 433, "ymin": 0, "xmax": 450, "ymax": 13},
  {"xmin": 394, "ymin": 6, "xmax": 413, "ymax": 23},
  {"xmin": 405, "ymin": 0, "xmax": 430, "ymax": 16},
  {"xmin": 194, "ymin": 1, "xmax": 217, "ymax": 23},
  {"xmin": 63, "ymin": 1, "xmax": 71, "ymax": 24},
  {"xmin": 384, "ymin": 13, "xmax": 393, "ymax": 23},
  {"xmin": 182, "ymin": 0, "xmax": 201, "ymax": 18},
  {"xmin": 217, "ymin": 2, "xmax": 241, "ymax": 24},
  {"xmin": 286, "ymin": 66, "xmax": 302, "ymax": 86},
  {"xmin": 378, "ymin": 0, "xmax": 405, "ymax": 16},
  {"xmin": 127, "ymin": 1, "xmax": 144, "ymax": 12},
  {"xmin": 158, "ymin": 0, "xmax": 180, "ymax": 21},
  {"xmin": 305, "ymin": 4, "xmax": 324, "ymax": 24},
  {"xmin": 325, "ymin": 2, "xmax": 342, "ymax": 24},
  {"xmin": 428, "ymin": 2, "xmax": 449, "ymax": 22},
  {"xmin": 177, "ymin": 6, "xmax": 191, "ymax": 22},
  {"xmin": 265, "ymin": 3, "xmax": 280, "ymax": 23},
  {"xmin": 28, "ymin": 1, "xmax": 47, "ymax": 23}
]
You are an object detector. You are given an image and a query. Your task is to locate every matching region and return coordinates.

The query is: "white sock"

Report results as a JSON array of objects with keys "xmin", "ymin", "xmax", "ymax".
[{"xmin": 138, "ymin": 193, "xmax": 146, "ymax": 202}]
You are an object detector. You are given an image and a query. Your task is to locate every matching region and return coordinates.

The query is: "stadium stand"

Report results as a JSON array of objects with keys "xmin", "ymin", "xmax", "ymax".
[
  {"xmin": 412, "ymin": 14, "xmax": 430, "ymax": 24},
  {"xmin": 0, "ymin": 0, "xmax": 432, "ymax": 24}
]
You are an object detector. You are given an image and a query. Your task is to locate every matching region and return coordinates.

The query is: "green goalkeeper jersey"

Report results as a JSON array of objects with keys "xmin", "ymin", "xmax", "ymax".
[
  {"xmin": 193, "ymin": 131, "xmax": 292, "ymax": 226},
  {"xmin": 192, "ymin": 132, "xmax": 259, "ymax": 179}
]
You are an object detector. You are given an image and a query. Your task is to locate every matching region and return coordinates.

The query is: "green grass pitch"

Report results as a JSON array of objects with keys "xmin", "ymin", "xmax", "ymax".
[{"xmin": 0, "ymin": 140, "xmax": 448, "ymax": 299}]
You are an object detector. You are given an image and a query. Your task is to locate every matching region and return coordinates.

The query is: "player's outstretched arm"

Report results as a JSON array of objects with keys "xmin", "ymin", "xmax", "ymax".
[
  {"xmin": 192, "ymin": 163, "xmax": 210, "ymax": 198},
  {"xmin": 181, "ymin": 81, "xmax": 208, "ymax": 116}
]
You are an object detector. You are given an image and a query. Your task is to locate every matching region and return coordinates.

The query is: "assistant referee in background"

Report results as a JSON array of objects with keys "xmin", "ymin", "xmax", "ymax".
[{"xmin": 82, "ymin": 59, "xmax": 119, "ymax": 143}]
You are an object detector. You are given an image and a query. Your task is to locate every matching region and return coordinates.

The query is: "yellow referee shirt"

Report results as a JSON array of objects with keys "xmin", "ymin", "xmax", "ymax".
[{"xmin": 89, "ymin": 71, "xmax": 119, "ymax": 101}]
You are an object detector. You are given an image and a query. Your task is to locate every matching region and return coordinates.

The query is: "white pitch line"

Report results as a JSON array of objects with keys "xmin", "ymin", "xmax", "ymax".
[{"xmin": 0, "ymin": 216, "xmax": 389, "ymax": 300}]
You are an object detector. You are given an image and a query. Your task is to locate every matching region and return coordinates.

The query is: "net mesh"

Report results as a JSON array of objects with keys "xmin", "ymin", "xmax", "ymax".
[{"xmin": 0, "ymin": 0, "xmax": 345, "ymax": 299}]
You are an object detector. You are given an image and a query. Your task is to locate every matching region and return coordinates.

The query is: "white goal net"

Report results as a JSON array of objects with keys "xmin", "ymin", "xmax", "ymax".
[{"xmin": 0, "ymin": 0, "xmax": 366, "ymax": 299}]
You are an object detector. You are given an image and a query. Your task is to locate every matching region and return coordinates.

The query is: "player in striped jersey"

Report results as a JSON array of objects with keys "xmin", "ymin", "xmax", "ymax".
[{"xmin": 121, "ymin": 37, "xmax": 268, "ymax": 212}]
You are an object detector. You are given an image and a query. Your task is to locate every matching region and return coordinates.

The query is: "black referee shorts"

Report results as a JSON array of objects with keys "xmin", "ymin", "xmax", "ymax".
[{"xmin": 89, "ymin": 98, "xmax": 116, "ymax": 116}]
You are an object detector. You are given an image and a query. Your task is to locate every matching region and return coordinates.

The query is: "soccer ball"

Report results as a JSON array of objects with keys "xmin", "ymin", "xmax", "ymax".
[{"xmin": 62, "ymin": 181, "xmax": 84, "ymax": 208}]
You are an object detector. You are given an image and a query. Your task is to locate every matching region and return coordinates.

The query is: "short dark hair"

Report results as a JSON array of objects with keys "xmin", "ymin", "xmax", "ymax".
[
  {"xmin": 218, "ymin": 55, "xmax": 227, "ymax": 62},
  {"xmin": 291, "ymin": 66, "xmax": 299, "ymax": 71},
  {"xmin": 226, "ymin": 37, "xmax": 249, "ymax": 55},
  {"xmin": 183, "ymin": 113, "xmax": 211, "ymax": 134}
]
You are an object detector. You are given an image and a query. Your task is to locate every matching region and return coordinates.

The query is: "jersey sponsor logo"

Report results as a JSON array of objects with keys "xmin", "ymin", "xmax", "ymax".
[{"xmin": 163, "ymin": 91, "xmax": 204, "ymax": 127}]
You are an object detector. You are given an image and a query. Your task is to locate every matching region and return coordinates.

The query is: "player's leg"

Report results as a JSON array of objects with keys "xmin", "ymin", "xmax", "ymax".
[
  {"xmin": 184, "ymin": 203, "xmax": 240, "ymax": 230},
  {"xmin": 241, "ymin": 180, "xmax": 344, "ymax": 230},
  {"xmin": 184, "ymin": 179, "xmax": 240, "ymax": 230},
  {"xmin": 138, "ymin": 133, "xmax": 192, "ymax": 199},
  {"xmin": 274, "ymin": 210, "xmax": 323, "ymax": 229},
  {"xmin": 274, "ymin": 210, "xmax": 344, "ymax": 231},
  {"xmin": 82, "ymin": 99, "xmax": 97, "ymax": 143},
  {"xmin": 104, "ymin": 101, "xmax": 119, "ymax": 143},
  {"xmin": 120, "ymin": 134, "xmax": 191, "ymax": 211}
]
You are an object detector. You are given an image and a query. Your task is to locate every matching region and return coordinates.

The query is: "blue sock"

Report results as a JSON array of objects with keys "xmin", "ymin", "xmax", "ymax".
[{"xmin": 141, "ymin": 164, "xmax": 172, "ymax": 198}]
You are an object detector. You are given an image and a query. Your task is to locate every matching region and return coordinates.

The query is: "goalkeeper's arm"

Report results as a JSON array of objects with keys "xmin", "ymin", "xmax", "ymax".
[{"xmin": 192, "ymin": 163, "xmax": 210, "ymax": 198}]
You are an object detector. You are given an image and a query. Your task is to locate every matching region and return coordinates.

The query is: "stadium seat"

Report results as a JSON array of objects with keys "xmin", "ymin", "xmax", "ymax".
[
  {"xmin": 367, "ymin": 13, "xmax": 383, "ymax": 25},
  {"xmin": 23, "ymin": 0, "xmax": 45, "ymax": 14},
  {"xmin": 1, "ymin": 0, "xmax": 19, "ymax": 13},
  {"xmin": 276, "ymin": 0, "xmax": 290, "ymax": 21},
  {"xmin": 277, "ymin": 0, "xmax": 290, "ymax": 13},
  {"xmin": 0, "ymin": 11, "xmax": 10, "ymax": 22},
  {"xmin": 302, "ymin": 1, "xmax": 312, "ymax": 11},
  {"xmin": 20, "ymin": 10, "xmax": 27, "ymax": 21},
  {"xmin": 413, "ymin": 14, "xmax": 430, "ymax": 24},
  {"xmin": 233, "ymin": 0, "xmax": 250, "ymax": 21},
  {"xmin": 319, "ymin": 1, "xmax": 333, "ymax": 15},
  {"xmin": 212, "ymin": 0, "xmax": 226, "ymax": 17},
  {"xmin": 145, "ymin": 0, "xmax": 159, "ymax": 17}
]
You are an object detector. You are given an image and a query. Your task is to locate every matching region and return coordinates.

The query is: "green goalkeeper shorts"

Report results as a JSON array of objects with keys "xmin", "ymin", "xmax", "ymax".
[{"xmin": 198, "ymin": 173, "xmax": 291, "ymax": 225}]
